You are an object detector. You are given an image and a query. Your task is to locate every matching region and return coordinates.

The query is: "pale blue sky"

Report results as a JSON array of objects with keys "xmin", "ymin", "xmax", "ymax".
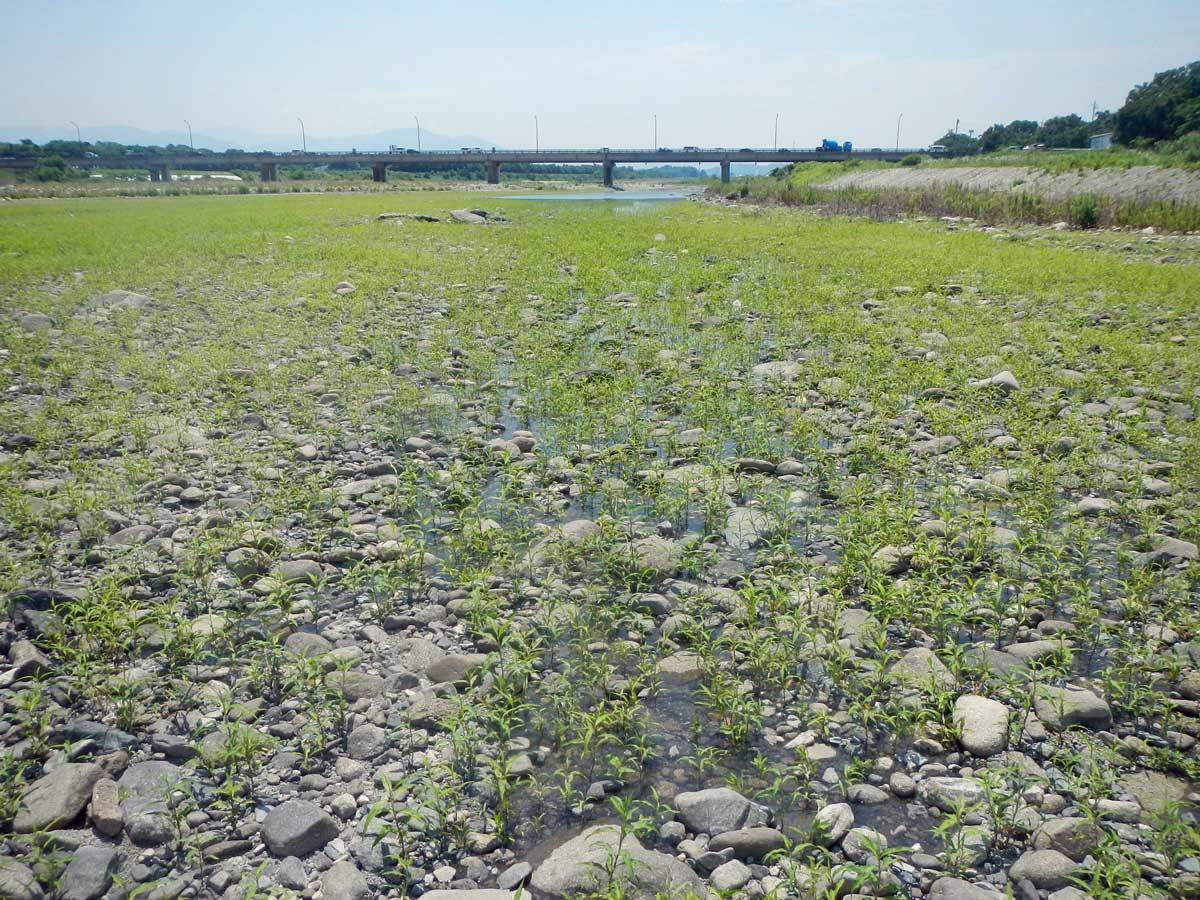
[{"xmin": 3, "ymin": 0, "xmax": 1197, "ymax": 148}]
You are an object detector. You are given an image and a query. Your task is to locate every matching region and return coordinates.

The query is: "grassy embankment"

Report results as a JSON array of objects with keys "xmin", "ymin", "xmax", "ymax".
[{"xmin": 720, "ymin": 150, "xmax": 1200, "ymax": 230}]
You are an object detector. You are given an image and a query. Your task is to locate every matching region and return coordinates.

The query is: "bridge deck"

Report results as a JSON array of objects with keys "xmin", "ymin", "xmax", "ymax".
[{"xmin": 0, "ymin": 147, "xmax": 947, "ymax": 169}]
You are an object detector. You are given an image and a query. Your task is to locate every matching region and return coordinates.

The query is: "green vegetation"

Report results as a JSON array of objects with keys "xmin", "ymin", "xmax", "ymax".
[
  {"xmin": 0, "ymin": 191, "xmax": 1198, "ymax": 899},
  {"xmin": 930, "ymin": 58, "xmax": 1199, "ymax": 155}
]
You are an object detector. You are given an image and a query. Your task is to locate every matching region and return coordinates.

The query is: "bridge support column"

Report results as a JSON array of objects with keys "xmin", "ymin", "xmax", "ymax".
[
  {"xmin": 602, "ymin": 160, "xmax": 614, "ymax": 188},
  {"xmin": 372, "ymin": 163, "xmax": 388, "ymax": 183},
  {"xmin": 259, "ymin": 163, "xmax": 279, "ymax": 182},
  {"xmin": 486, "ymin": 161, "xmax": 500, "ymax": 184},
  {"xmin": 149, "ymin": 165, "xmax": 170, "ymax": 182},
  {"xmin": 720, "ymin": 161, "xmax": 731, "ymax": 184}
]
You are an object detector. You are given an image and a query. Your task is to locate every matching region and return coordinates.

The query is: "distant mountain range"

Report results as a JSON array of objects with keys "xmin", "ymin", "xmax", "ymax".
[{"xmin": 0, "ymin": 124, "xmax": 498, "ymax": 152}]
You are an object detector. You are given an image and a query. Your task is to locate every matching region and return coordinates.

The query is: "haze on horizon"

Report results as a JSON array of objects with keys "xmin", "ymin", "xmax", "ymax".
[{"xmin": 3, "ymin": 0, "xmax": 1198, "ymax": 150}]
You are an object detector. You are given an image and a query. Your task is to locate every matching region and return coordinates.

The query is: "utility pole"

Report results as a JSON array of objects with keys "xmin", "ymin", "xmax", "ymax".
[
  {"xmin": 895, "ymin": 113, "xmax": 903, "ymax": 151},
  {"xmin": 653, "ymin": 114, "xmax": 657, "ymax": 148},
  {"xmin": 534, "ymin": 115, "xmax": 539, "ymax": 152},
  {"xmin": 774, "ymin": 113, "xmax": 779, "ymax": 152},
  {"xmin": 954, "ymin": 117, "xmax": 959, "ymax": 135},
  {"xmin": 184, "ymin": 119, "xmax": 194, "ymax": 150},
  {"xmin": 297, "ymin": 117, "xmax": 306, "ymax": 152},
  {"xmin": 1091, "ymin": 100, "xmax": 1097, "ymax": 122},
  {"xmin": 70, "ymin": 120, "xmax": 81, "ymax": 152},
  {"xmin": 414, "ymin": 115, "xmax": 421, "ymax": 152}
]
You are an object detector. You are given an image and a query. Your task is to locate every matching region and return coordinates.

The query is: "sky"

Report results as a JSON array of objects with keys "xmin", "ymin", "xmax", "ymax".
[{"xmin": 2, "ymin": 0, "xmax": 1198, "ymax": 149}]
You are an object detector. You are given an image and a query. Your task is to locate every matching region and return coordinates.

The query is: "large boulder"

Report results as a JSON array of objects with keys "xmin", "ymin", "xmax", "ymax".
[
  {"xmin": 262, "ymin": 799, "xmax": 340, "ymax": 857},
  {"xmin": 919, "ymin": 777, "xmax": 985, "ymax": 813},
  {"xmin": 1033, "ymin": 817, "xmax": 1103, "ymax": 861},
  {"xmin": 118, "ymin": 761, "xmax": 188, "ymax": 846},
  {"xmin": 1034, "ymin": 686, "xmax": 1111, "ymax": 731},
  {"xmin": 674, "ymin": 787, "xmax": 770, "ymax": 835},
  {"xmin": 889, "ymin": 647, "xmax": 954, "ymax": 690},
  {"xmin": 954, "ymin": 695, "xmax": 1010, "ymax": 756},
  {"xmin": 812, "ymin": 803, "xmax": 853, "ymax": 846},
  {"xmin": 708, "ymin": 827, "xmax": 786, "ymax": 859},
  {"xmin": 724, "ymin": 507, "xmax": 778, "ymax": 550},
  {"xmin": 0, "ymin": 859, "xmax": 43, "ymax": 900},
  {"xmin": 59, "ymin": 846, "xmax": 118, "ymax": 900},
  {"xmin": 1008, "ymin": 849, "xmax": 1079, "ymax": 889},
  {"xmin": 530, "ymin": 825, "xmax": 704, "ymax": 898},
  {"xmin": 14, "ymin": 762, "xmax": 102, "ymax": 832},
  {"xmin": 321, "ymin": 861, "xmax": 369, "ymax": 900}
]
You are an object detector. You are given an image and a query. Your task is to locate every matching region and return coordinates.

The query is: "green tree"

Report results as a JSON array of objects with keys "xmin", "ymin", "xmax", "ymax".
[{"xmin": 1115, "ymin": 60, "xmax": 1200, "ymax": 143}]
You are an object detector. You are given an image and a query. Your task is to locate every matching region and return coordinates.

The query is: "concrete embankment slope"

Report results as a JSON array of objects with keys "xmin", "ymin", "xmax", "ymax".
[{"xmin": 823, "ymin": 165, "xmax": 1200, "ymax": 204}]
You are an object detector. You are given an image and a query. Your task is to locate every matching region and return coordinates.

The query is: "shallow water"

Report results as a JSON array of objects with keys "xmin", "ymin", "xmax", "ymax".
[{"xmin": 497, "ymin": 190, "xmax": 694, "ymax": 203}]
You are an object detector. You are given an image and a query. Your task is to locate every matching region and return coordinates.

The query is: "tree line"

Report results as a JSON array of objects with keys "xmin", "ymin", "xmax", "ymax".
[{"xmin": 932, "ymin": 59, "xmax": 1199, "ymax": 154}]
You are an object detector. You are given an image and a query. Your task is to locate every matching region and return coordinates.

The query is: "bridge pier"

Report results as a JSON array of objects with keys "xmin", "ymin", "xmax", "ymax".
[
  {"xmin": 148, "ymin": 165, "xmax": 170, "ymax": 182},
  {"xmin": 720, "ymin": 161, "xmax": 730, "ymax": 184},
  {"xmin": 259, "ymin": 163, "xmax": 279, "ymax": 182},
  {"xmin": 372, "ymin": 163, "xmax": 388, "ymax": 183},
  {"xmin": 486, "ymin": 161, "xmax": 500, "ymax": 184},
  {"xmin": 602, "ymin": 160, "xmax": 614, "ymax": 188}
]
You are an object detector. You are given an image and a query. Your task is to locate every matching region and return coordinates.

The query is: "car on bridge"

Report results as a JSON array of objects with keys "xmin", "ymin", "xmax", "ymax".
[
  {"xmin": 656, "ymin": 147, "xmax": 671, "ymax": 153},
  {"xmin": 682, "ymin": 146, "xmax": 700, "ymax": 152}
]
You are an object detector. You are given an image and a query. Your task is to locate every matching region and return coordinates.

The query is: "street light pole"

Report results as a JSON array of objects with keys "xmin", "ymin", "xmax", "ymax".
[
  {"xmin": 534, "ymin": 115, "xmax": 539, "ymax": 152},
  {"xmin": 653, "ymin": 114, "xmax": 657, "ymax": 149},
  {"xmin": 69, "ymin": 120, "xmax": 81, "ymax": 152},
  {"xmin": 297, "ymin": 117, "xmax": 306, "ymax": 153},
  {"xmin": 895, "ymin": 113, "xmax": 903, "ymax": 151},
  {"xmin": 414, "ymin": 116, "xmax": 421, "ymax": 152},
  {"xmin": 184, "ymin": 119, "xmax": 194, "ymax": 151},
  {"xmin": 774, "ymin": 113, "xmax": 779, "ymax": 152}
]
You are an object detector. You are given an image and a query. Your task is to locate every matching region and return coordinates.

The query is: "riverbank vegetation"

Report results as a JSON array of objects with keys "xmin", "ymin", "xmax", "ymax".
[{"xmin": 1, "ymin": 191, "xmax": 1198, "ymax": 899}]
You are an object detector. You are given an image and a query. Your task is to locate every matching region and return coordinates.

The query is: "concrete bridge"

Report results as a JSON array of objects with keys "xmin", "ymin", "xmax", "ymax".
[{"xmin": 2, "ymin": 147, "xmax": 950, "ymax": 185}]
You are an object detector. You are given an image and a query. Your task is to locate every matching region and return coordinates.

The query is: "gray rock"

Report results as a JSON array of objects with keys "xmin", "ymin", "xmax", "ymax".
[
  {"xmin": 813, "ymin": 802, "xmax": 853, "ymax": 846},
  {"xmin": 284, "ymin": 630, "xmax": 332, "ymax": 657},
  {"xmin": 496, "ymin": 861, "xmax": 533, "ymax": 890},
  {"xmin": 919, "ymin": 777, "xmax": 985, "ymax": 813},
  {"xmin": 709, "ymin": 826, "xmax": 786, "ymax": 859},
  {"xmin": 724, "ymin": 507, "xmax": 778, "ymax": 550},
  {"xmin": 450, "ymin": 210, "xmax": 487, "ymax": 224},
  {"xmin": 631, "ymin": 536, "xmax": 684, "ymax": 574},
  {"xmin": 1151, "ymin": 534, "xmax": 1198, "ymax": 561},
  {"xmin": 423, "ymin": 893, "xmax": 514, "ymax": 900},
  {"xmin": 270, "ymin": 559, "xmax": 324, "ymax": 584},
  {"xmin": 889, "ymin": 647, "xmax": 954, "ymax": 690},
  {"xmin": 929, "ymin": 877, "xmax": 1002, "ymax": 899},
  {"xmin": 226, "ymin": 547, "xmax": 270, "ymax": 581},
  {"xmin": 913, "ymin": 436, "xmax": 960, "ymax": 455},
  {"xmin": 119, "ymin": 761, "xmax": 187, "ymax": 846},
  {"xmin": 347, "ymin": 724, "xmax": 389, "ymax": 760},
  {"xmin": 530, "ymin": 825, "xmax": 704, "ymax": 898},
  {"xmin": 750, "ymin": 360, "xmax": 801, "ymax": 382},
  {"xmin": 1033, "ymin": 817, "xmax": 1103, "ymax": 861},
  {"xmin": 1008, "ymin": 849, "xmax": 1078, "ymax": 889},
  {"xmin": 18, "ymin": 313, "xmax": 55, "ymax": 333},
  {"xmin": 0, "ymin": 859, "xmax": 43, "ymax": 900},
  {"xmin": 426, "ymin": 653, "xmax": 488, "ymax": 685},
  {"xmin": 276, "ymin": 857, "xmax": 308, "ymax": 891},
  {"xmin": 14, "ymin": 762, "xmax": 102, "ymax": 832},
  {"xmin": 969, "ymin": 371, "xmax": 1019, "ymax": 393},
  {"xmin": 59, "ymin": 846, "xmax": 118, "ymax": 900},
  {"xmin": 846, "ymin": 783, "xmax": 889, "ymax": 804},
  {"xmin": 954, "ymin": 694, "xmax": 1010, "ymax": 756},
  {"xmin": 658, "ymin": 651, "xmax": 704, "ymax": 683},
  {"xmin": 321, "ymin": 861, "xmax": 369, "ymax": 900},
  {"xmin": 843, "ymin": 827, "xmax": 886, "ymax": 864},
  {"xmin": 675, "ymin": 787, "xmax": 770, "ymax": 835},
  {"xmin": 261, "ymin": 799, "xmax": 340, "ymax": 857},
  {"xmin": 1034, "ymin": 686, "xmax": 1111, "ymax": 731},
  {"xmin": 710, "ymin": 859, "xmax": 751, "ymax": 891}
]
